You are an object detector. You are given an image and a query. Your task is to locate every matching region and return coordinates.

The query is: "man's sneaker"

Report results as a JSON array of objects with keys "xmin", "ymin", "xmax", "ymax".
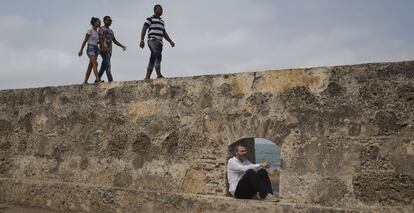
[{"xmin": 262, "ymin": 194, "xmax": 279, "ymax": 202}]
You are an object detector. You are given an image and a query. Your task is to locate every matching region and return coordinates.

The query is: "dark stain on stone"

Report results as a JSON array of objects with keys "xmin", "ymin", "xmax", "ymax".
[
  {"xmin": 107, "ymin": 132, "xmax": 128, "ymax": 158},
  {"xmin": 18, "ymin": 113, "xmax": 33, "ymax": 133},
  {"xmin": 59, "ymin": 95, "xmax": 71, "ymax": 104},
  {"xmin": 0, "ymin": 141, "xmax": 11, "ymax": 151},
  {"xmin": 163, "ymin": 130, "xmax": 179, "ymax": 155},
  {"xmin": 218, "ymin": 83, "xmax": 231, "ymax": 96},
  {"xmin": 374, "ymin": 110, "xmax": 407, "ymax": 135},
  {"xmin": 0, "ymin": 120, "xmax": 12, "ymax": 135},
  {"xmin": 358, "ymin": 83, "xmax": 386, "ymax": 110},
  {"xmin": 348, "ymin": 122, "xmax": 361, "ymax": 136},
  {"xmin": 359, "ymin": 143, "xmax": 394, "ymax": 172},
  {"xmin": 199, "ymin": 93, "xmax": 212, "ymax": 108},
  {"xmin": 132, "ymin": 155, "xmax": 144, "ymax": 169},
  {"xmin": 79, "ymin": 157, "xmax": 89, "ymax": 170},
  {"xmin": 280, "ymin": 86, "xmax": 319, "ymax": 108},
  {"xmin": 324, "ymin": 82, "xmax": 345, "ymax": 97},
  {"xmin": 243, "ymin": 112, "xmax": 252, "ymax": 117},
  {"xmin": 98, "ymin": 189, "xmax": 115, "ymax": 204},
  {"xmin": 320, "ymin": 105, "xmax": 361, "ymax": 135},
  {"xmin": 113, "ymin": 171, "xmax": 132, "ymax": 187},
  {"xmin": 131, "ymin": 133, "xmax": 151, "ymax": 153},
  {"xmin": 376, "ymin": 61, "xmax": 414, "ymax": 79},
  {"xmin": 105, "ymin": 88, "xmax": 116, "ymax": 104},
  {"xmin": 353, "ymin": 172, "xmax": 414, "ymax": 205},
  {"xmin": 0, "ymin": 157, "xmax": 13, "ymax": 176},
  {"xmin": 35, "ymin": 140, "xmax": 47, "ymax": 158},
  {"xmin": 166, "ymin": 85, "xmax": 184, "ymax": 99},
  {"xmin": 226, "ymin": 113, "xmax": 241, "ymax": 121},
  {"xmin": 17, "ymin": 139, "xmax": 27, "ymax": 152},
  {"xmin": 161, "ymin": 129, "xmax": 201, "ymax": 160},
  {"xmin": 397, "ymin": 84, "xmax": 414, "ymax": 104},
  {"xmin": 107, "ymin": 112, "xmax": 127, "ymax": 126},
  {"xmin": 88, "ymin": 91, "xmax": 98, "ymax": 99},
  {"xmin": 247, "ymin": 92, "xmax": 273, "ymax": 114},
  {"xmin": 79, "ymin": 133, "xmax": 98, "ymax": 154},
  {"xmin": 66, "ymin": 111, "xmax": 81, "ymax": 126},
  {"xmin": 360, "ymin": 145, "xmax": 380, "ymax": 161},
  {"xmin": 49, "ymin": 144, "xmax": 68, "ymax": 173},
  {"xmin": 310, "ymin": 177, "xmax": 347, "ymax": 206}
]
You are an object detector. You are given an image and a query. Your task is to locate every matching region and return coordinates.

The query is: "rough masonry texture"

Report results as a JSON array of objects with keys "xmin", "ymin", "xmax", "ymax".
[{"xmin": 0, "ymin": 61, "xmax": 414, "ymax": 212}]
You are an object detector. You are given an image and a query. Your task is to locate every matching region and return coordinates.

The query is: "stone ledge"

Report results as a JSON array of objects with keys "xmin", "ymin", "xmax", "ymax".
[
  {"xmin": 1, "ymin": 178, "xmax": 407, "ymax": 213},
  {"xmin": 0, "ymin": 203, "xmax": 62, "ymax": 213},
  {"xmin": 0, "ymin": 178, "xmax": 279, "ymax": 213}
]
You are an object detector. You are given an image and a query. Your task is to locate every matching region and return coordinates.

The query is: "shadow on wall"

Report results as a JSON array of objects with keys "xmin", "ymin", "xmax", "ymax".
[{"xmin": 226, "ymin": 138, "xmax": 280, "ymax": 197}]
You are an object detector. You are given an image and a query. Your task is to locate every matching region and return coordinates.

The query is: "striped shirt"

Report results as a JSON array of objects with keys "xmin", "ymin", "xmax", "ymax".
[{"xmin": 144, "ymin": 15, "xmax": 165, "ymax": 41}]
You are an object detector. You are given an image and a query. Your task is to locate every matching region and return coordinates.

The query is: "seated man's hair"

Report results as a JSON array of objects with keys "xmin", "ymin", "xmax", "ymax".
[{"xmin": 233, "ymin": 143, "xmax": 246, "ymax": 154}]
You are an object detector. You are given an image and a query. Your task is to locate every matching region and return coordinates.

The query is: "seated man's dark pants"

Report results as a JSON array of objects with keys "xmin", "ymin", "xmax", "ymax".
[{"xmin": 234, "ymin": 169, "xmax": 273, "ymax": 199}]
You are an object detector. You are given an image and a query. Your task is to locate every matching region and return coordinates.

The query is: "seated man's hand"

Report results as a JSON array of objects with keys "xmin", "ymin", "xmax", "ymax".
[{"xmin": 259, "ymin": 161, "xmax": 271, "ymax": 169}]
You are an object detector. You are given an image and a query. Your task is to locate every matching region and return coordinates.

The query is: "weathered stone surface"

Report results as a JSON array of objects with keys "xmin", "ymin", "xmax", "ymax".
[
  {"xmin": 0, "ymin": 203, "xmax": 65, "ymax": 213},
  {"xmin": 310, "ymin": 177, "xmax": 348, "ymax": 206},
  {"xmin": 353, "ymin": 172, "xmax": 414, "ymax": 205},
  {"xmin": 113, "ymin": 171, "xmax": 132, "ymax": 187},
  {"xmin": 0, "ymin": 61, "xmax": 413, "ymax": 212}
]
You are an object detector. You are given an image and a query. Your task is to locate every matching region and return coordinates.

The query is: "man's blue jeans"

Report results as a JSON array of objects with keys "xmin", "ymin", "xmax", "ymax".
[
  {"xmin": 146, "ymin": 39, "xmax": 163, "ymax": 78},
  {"xmin": 99, "ymin": 52, "xmax": 113, "ymax": 82}
]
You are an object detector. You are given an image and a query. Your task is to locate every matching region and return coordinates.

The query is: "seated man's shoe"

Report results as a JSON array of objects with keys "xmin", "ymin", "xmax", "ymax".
[{"xmin": 262, "ymin": 194, "xmax": 279, "ymax": 202}]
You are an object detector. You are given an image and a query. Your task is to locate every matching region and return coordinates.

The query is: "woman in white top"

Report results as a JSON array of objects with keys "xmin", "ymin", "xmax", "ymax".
[{"xmin": 78, "ymin": 17, "xmax": 103, "ymax": 84}]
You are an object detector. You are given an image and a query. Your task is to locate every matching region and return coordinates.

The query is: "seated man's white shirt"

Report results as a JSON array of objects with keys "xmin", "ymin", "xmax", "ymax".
[{"xmin": 227, "ymin": 156, "xmax": 260, "ymax": 196}]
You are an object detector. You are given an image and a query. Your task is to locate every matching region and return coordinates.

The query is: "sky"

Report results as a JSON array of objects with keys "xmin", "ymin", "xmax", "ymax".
[{"xmin": 0, "ymin": 0, "xmax": 413, "ymax": 90}]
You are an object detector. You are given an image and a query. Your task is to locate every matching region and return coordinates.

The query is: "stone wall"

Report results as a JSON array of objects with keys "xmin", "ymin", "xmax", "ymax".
[{"xmin": 0, "ymin": 61, "xmax": 413, "ymax": 212}]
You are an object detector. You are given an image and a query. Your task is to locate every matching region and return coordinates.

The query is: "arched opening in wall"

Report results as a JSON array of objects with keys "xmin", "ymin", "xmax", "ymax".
[{"xmin": 226, "ymin": 138, "xmax": 280, "ymax": 198}]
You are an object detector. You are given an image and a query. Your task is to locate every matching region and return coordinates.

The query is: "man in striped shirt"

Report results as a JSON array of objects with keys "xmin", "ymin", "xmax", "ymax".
[{"xmin": 139, "ymin": 4, "xmax": 175, "ymax": 79}]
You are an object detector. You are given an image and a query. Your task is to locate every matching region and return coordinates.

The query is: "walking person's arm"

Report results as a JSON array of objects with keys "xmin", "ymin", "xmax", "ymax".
[
  {"xmin": 113, "ymin": 36, "xmax": 126, "ymax": 51},
  {"xmin": 139, "ymin": 24, "xmax": 149, "ymax": 49},
  {"xmin": 78, "ymin": 34, "xmax": 89, "ymax": 56},
  {"xmin": 164, "ymin": 31, "xmax": 175, "ymax": 47}
]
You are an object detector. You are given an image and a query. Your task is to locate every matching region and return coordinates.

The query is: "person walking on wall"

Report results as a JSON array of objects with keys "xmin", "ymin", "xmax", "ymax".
[
  {"xmin": 227, "ymin": 143, "xmax": 275, "ymax": 200},
  {"xmin": 98, "ymin": 16, "xmax": 127, "ymax": 83},
  {"xmin": 139, "ymin": 4, "xmax": 175, "ymax": 79},
  {"xmin": 78, "ymin": 17, "xmax": 104, "ymax": 84}
]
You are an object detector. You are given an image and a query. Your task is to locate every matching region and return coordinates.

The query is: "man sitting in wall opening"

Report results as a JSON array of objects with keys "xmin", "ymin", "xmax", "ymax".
[{"xmin": 227, "ymin": 143, "xmax": 275, "ymax": 200}]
